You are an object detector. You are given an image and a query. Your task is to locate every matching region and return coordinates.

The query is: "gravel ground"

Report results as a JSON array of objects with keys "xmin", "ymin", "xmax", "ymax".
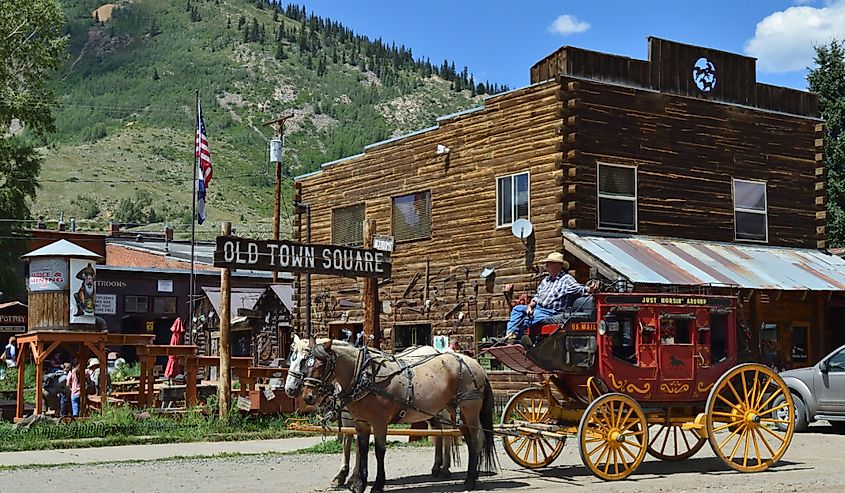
[{"xmin": 3, "ymin": 424, "xmax": 845, "ymax": 493}]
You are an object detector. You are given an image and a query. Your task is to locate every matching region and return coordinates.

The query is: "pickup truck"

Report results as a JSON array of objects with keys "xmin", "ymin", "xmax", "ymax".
[{"xmin": 776, "ymin": 344, "xmax": 845, "ymax": 432}]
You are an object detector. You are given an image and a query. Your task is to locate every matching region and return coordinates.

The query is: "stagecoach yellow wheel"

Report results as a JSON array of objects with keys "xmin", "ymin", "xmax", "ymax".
[
  {"xmin": 578, "ymin": 393, "xmax": 648, "ymax": 481},
  {"xmin": 501, "ymin": 388, "xmax": 565, "ymax": 469},
  {"xmin": 646, "ymin": 423, "xmax": 707, "ymax": 461},
  {"xmin": 705, "ymin": 363, "xmax": 794, "ymax": 473}
]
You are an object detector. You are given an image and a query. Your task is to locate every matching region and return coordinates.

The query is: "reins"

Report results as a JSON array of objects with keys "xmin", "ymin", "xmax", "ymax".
[{"xmin": 304, "ymin": 344, "xmax": 485, "ymax": 429}]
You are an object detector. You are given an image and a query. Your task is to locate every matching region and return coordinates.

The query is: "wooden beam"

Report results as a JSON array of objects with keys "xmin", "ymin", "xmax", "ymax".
[
  {"xmin": 363, "ymin": 218, "xmax": 380, "ymax": 348},
  {"xmin": 815, "ymin": 138, "xmax": 824, "ymax": 147},
  {"xmin": 219, "ymin": 221, "xmax": 232, "ymax": 421}
]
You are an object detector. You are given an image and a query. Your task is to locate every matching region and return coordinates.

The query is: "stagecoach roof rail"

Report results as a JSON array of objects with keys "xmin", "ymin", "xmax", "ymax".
[{"xmin": 659, "ymin": 312, "xmax": 696, "ymax": 320}]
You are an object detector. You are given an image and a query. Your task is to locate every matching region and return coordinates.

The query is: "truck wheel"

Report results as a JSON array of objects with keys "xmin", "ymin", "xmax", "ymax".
[{"xmin": 774, "ymin": 393, "xmax": 808, "ymax": 432}]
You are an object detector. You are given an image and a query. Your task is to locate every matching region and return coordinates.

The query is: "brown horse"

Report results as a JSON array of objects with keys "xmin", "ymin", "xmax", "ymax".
[
  {"xmin": 300, "ymin": 338, "xmax": 497, "ymax": 493},
  {"xmin": 285, "ymin": 336, "xmax": 457, "ymax": 486}
]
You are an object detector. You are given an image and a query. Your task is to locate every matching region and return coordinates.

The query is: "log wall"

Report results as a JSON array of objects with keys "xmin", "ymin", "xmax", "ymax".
[
  {"xmin": 295, "ymin": 82, "xmax": 564, "ymax": 353},
  {"xmin": 28, "ymin": 291, "xmax": 70, "ymax": 331},
  {"xmin": 561, "ymin": 76, "xmax": 822, "ymax": 248}
]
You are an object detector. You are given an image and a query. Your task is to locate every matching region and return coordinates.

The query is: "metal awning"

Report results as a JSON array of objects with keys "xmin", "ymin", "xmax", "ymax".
[{"xmin": 563, "ymin": 230, "xmax": 845, "ymax": 291}]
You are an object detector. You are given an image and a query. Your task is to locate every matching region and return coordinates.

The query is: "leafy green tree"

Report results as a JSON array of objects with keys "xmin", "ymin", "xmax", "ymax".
[
  {"xmin": 0, "ymin": 0, "xmax": 67, "ymax": 300},
  {"xmin": 808, "ymin": 40, "xmax": 845, "ymax": 246}
]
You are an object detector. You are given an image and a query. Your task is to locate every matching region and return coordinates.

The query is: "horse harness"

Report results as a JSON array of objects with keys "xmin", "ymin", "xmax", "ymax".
[{"xmin": 306, "ymin": 345, "xmax": 484, "ymax": 427}]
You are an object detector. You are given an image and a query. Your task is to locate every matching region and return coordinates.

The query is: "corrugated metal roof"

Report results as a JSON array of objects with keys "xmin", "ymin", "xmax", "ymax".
[
  {"xmin": 201, "ymin": 287, "xmax": 265, "ymax": 316},
  {"xmin": 270, "ymin": 284, "xmax": 294, "ymax": 312},
  {"xmin": 563, "ymin": 230, "xmax": 845, "ymax": 291},
  {"xmin": 22, "ymin": 239, "xmax": 102, "ymax": 260}
]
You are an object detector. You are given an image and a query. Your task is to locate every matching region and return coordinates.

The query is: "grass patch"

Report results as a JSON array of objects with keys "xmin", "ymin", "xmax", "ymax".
[{"xmin": 0, "ymin": 405, "xmax": 313, "ymax": 452}]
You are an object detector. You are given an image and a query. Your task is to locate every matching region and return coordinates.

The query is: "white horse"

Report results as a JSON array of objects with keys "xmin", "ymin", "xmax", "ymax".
[{"xmin": 285, "ymin": 335, "xmax": 457, "ymax": 487}]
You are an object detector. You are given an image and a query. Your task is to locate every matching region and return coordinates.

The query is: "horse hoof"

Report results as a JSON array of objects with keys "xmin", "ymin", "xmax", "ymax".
[
  {"xmin": 350, "ymin": 480, "xmax": 366, "ymax": 493},
  {"xmin": 439, "ymin": 469, "xmax": 452, "ymax": 479},
  {"xmin": 430, "ymin": 467, "xmax": 439, "ymax": 478},
  {"xmin": 463, "ymin": 479, "xmax": 477, "ymax": 490}
]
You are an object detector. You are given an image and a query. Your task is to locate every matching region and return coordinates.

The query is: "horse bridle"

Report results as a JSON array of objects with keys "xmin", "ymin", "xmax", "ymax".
[{"xmin": 302, "ymin": 346, "xmax": 338, "ymax": 398}]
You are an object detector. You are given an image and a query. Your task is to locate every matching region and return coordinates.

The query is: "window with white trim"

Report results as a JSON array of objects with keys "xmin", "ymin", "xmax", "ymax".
[
  {"xmin": 733, "ymin": 179, "xmax": 767, "ymax": 241},
  {"xmin": 597, "ymin": 164, "xmax": 637, "ymax": 231},
  {"xmin": 496, "ymin": 172, "xmax": 530, "ymax": 227}
]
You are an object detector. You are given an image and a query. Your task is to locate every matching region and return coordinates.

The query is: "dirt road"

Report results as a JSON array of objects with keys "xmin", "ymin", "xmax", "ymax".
[{"xmin": 3, "ymin": 424, "xmax": 844, "ymax": 492}]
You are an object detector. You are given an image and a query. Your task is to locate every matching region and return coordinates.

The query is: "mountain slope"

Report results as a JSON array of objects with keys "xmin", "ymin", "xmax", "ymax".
[{"xmin": 38, "ymin": 0, "xmax": 506, "ymax": 239}]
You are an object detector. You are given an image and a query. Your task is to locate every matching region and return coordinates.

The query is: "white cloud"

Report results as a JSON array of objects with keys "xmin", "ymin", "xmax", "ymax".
[
  {"xmin": 547, "ymin": 15, "xmax": 590, "ymax": 36},
  {"xmin": 745, "ymin": 0, "xmax": 845, "ymax": 73}
]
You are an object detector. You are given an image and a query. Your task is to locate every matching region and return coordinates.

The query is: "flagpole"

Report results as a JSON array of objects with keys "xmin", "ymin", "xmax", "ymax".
[{"xmin": 190, "ymin": 90, "xmax": 199, "ymax": 343}]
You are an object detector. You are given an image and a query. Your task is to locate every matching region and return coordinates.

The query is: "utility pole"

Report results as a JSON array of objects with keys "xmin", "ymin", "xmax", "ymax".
[{"xmin": 263, "ymin": 113, "xmax": 294, "ymax": 283}]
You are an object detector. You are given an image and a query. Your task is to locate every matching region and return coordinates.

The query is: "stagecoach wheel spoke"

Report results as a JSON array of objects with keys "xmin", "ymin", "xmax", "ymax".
[
  {"xmin": 579, "ymin": 393, "xmax": 648, "ymax": 481},
  {"xmin": 501, "ymin": 388, "xmax": 565, "ymax": 469},
  {"xmin": 706, "ymin": 363, "xmax": 794, "ymax": 473},
  {"xmin": 646, "ymin": 422, "xmax": 707, "ymax": 462}
]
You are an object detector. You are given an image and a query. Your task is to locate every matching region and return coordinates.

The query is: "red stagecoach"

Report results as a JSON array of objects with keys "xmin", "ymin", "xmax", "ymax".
[{"xmin": 485, "ymin": 292, "xmax": 795, "ymax": 480}]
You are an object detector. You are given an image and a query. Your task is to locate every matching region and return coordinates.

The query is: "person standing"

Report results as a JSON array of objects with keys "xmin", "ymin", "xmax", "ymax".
[
  {"xmin": 504, "ymin": 252, "xmax": 593, "ymax": 342},
  {"xmin": 0, "ymin": 336, "xmax": 15, "ymax": 379},
  {"xmin": 67, "ymin": 361, "xmax": 81, "ymax": 417}
]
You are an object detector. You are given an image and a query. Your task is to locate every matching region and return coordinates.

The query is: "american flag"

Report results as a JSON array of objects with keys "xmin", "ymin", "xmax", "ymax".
[{"xmin": 195, "ymin": 99, "xmax": 213, "ymax": 224}]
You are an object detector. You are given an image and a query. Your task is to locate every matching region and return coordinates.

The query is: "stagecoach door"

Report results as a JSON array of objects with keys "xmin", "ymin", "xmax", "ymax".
[{"xmin": 658, "ymin": 316, "xmax": 696, "ymax": 383}]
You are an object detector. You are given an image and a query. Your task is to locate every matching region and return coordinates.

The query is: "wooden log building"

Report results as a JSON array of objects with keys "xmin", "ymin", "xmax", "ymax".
[{"xmin": 294, "ymin": 37, "xmax": 845, "ymax": 373}]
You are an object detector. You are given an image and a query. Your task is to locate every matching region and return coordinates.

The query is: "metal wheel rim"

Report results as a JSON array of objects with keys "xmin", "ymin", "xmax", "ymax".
[
  {"xmin": 501, "ymin": 388, "xmax": 565, "ymax": 469},
  {"xmin": 578, "ymin": 393, "xmax": 648, "ymax": 481},
  {"xmin": 705, "ymin": 363, "xmax": 795, "ymax": 473},
  {"xmin": 646, "ymin": 423, "xmax": 707, "ymax": 461}
]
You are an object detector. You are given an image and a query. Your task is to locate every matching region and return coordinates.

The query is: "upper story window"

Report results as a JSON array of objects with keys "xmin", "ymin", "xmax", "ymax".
[
  {"xmin": 733, "ymin": 179, "xmax": 767, "ymax": 242},
  {"xmin": 496, "ymin": 172, "xmax": 530, "ymax": 227},
  {"xmin": 332, "ymin": 203, "xmax": 365, "ymax": 246},
  {"xmin": 392, "ymin": 190, "xmax": 431, "ymax": 242},
  {"xmin": 598, "ymin": 163, "xmax": 637, "ymax": 231}
]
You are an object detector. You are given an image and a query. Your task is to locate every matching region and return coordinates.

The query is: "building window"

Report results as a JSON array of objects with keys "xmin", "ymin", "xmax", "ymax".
[
  {"xmin": 125, "ymin": 295, "xmax": 148, "ymax": 313},
  {"xmin": 496, "ymin": 172, "xmax": 530, "ymax": 227},
  {"xmin": 392, "ymin": 191, "xmax": 431, "ymax": 242},
  {"xmin": 733, "ymin": 179, "xmax": 767, "ymax": 242},
  {"xmin": 598, "ymin": 163, "xmax": 637, "ymax": 231},
  {"xmin": 332, "ymin": 204, "xmax": 365, "ymax": 246},
  {"xmin": 394, "ymin": 323, "xmax": 431, "ymax": 351},
  {"xmin": 153, "ymin": 296, "xmax": 177, "ymax": 314}
]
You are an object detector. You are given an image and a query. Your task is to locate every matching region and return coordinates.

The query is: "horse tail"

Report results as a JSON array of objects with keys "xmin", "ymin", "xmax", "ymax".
[{"xmin": 479, "ymin": 378, "xmax": 498, "ymax": 473}]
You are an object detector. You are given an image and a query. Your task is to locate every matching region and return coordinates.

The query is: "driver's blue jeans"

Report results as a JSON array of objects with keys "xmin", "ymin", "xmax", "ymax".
[{"xmin": 506, "ymin": 305, "xmax": 558, "ymax": 339}]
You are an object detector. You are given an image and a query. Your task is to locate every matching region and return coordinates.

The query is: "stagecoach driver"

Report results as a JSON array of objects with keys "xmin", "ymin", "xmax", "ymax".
[{"xmin": 503, "ymin": 252, "xmax": 594, "ymax": 343}]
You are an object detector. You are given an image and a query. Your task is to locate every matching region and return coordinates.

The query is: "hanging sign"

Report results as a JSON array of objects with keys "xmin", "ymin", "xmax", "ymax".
[
  {"xmin": 214, "ymin": 236, "xmax": 391, "ymax": 278},
  {"xmin": 69, "ymin": 259, "xmax": 97, "ymax": 324},
  {"xmin": 29, "ymin": 258, "xmax": 68, "ymax": 292}
]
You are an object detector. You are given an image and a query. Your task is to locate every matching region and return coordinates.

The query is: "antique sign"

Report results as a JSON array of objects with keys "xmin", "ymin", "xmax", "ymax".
[
  {"xmin": 69, "ymin": 259, "xmax": 96, "ymax": 324},
  {"xmin": 28, "ymin": 258, "xmax": 68, "ymax": 292},
  {"xmin": 95, "ymin": 294, "xmax": 117, "ymax": 315},
  {"xmin": 214, "ymin": 236, "xmax": 391, "ymax": 277},
  {"xmin": 0, "ymin": 314, "xmax": 26, "ymax": 333}
]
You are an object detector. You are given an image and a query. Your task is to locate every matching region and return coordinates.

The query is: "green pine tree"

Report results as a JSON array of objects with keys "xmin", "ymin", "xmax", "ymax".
[{"xmin": 809, "ymin": 40, "xmax": 845, "ymax": 246}]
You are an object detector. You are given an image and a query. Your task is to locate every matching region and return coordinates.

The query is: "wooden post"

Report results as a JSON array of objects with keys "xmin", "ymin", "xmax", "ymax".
[
  {"xmin": 219, "ymin": 221, "xmax": 233, "ymax": 421},
  {"xmin": 362, "ymin": 219, "xmax": 380, "ymax": 348},
  {"xmin": 15, "ymin": 343, "xmax": 25, "ymax": 419},
  {"xmin": 34, "ymin": 342, "xmax": 43, "ymax": 416}
]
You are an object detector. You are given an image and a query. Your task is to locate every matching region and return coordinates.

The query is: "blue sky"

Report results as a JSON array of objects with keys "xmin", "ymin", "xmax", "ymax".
[{"xmin": 300, "ymin": 0, "xmax": 845, "ymax": 91}]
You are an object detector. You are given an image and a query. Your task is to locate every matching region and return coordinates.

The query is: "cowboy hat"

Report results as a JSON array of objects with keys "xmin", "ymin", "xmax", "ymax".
[
  {"xmin": 87, "ymin": 357, "xmax": 99, "ymax": 369},
  {"xmin": 538, "ymin": 252, "xmax": 570, "ymax": 269}
]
